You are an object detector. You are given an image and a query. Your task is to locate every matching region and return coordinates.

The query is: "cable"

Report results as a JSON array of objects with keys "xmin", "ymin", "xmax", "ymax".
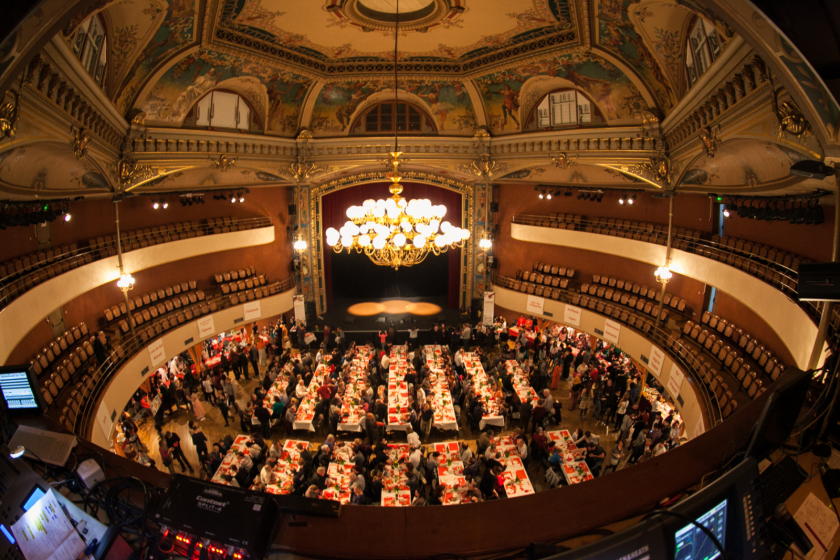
[{"xmin": 642, "ymin": 509, "xmax": 727, "ymax": 560}]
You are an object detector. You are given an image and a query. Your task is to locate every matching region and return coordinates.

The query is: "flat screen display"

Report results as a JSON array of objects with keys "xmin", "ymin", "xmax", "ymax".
[
  {"xmin": 21, "ymin": 486, "xmax": 45, "ymax": 512},
  {"xmin": 674, "ymin": 499, "xmax": 727, "ymax": 560},
  {"xmin": 0, "ymin": 370, "xmax": 39, "ymax": 411}
]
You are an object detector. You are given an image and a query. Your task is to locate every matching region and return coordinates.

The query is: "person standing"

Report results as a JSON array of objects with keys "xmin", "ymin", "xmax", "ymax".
[
  {"xmin": 164, "ymin": 431, "xmax": 193, "ymax": 473},
  {"xmin": 420, "ymin": 402, "xmax": 435, "ymax": 442},
  {"xmin": 408, "ymin": 325, "xmax": 419, "ymax": 350},
  {"xmin": 238, "ymin": 349, "xmax": 250, "ymax": 380},
  {"xmin": 190, "ymin": 391, "xmax": 206, "ymax": 421},
  {"xmin": 159, "ymin": 439, "xmax": 176, "ymax": 475},
  {"xmin": 461, "ymin": 323, "xmax": 472, "ymax": 351},
  {"xmin": 249, "ymin": 344, "xmax": 260, "ymax": 379}
]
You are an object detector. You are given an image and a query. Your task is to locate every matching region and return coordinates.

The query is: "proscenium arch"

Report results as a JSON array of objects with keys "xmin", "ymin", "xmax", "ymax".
[{"xmin": 307, "ymin": 171, "xmax": 476, "ymax": 315}]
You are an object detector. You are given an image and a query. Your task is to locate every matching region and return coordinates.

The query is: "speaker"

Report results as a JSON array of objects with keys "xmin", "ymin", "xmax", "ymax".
[
  {"xmin": 304, "ymin": 301, "xmax": 316, "ymax": 324},
  {"xmin": 288, "ymin": 204, "xmax": 297, "ymax": 216},
  {"xmin": 490, "ymin": 202, "xmax": 499, "ymax": 212},
  {"xmin": 345, "ymin": 315, "xmax": 356, "ymax": 324},
  {"xmin": 488, "ymin": 255, "xmax": 497, "ymax": 269},
  {"xmin": 470, "ymin": 298, "xmax": 482, "ymax": 320}
]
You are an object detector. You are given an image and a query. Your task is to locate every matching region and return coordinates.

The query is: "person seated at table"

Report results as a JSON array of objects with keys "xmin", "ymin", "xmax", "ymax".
[
  {"xmin": 463, "ymin": 456, "xmax": 480, "ymax": 478},
  {"xmin": 207, "ymin": 444, "xmax": 223, "ymax": 473},
  {"xmin": 221, "ymin": 473, "xmax": 239, "ymax": 487},
  {"xmin": 308, "ymin": 466, "xmax": 330, "ymax": 490},
  {"xmin": 547, "ymin": 442, "xmax": 563, "ymax": 469},
  {"xmin": 479, "ymin": 466, "xmax": 501, "ymax": 499},
  {"xmin": 314, "ymin": 445, "xmax": 331, "ymax": 470},
  {"xmin": 260, "ymin": 459, "xmax": 277, "ymax": 485},
  {"xmin": 585, "ymin": 441, "xmax": 606, "ymax": 475},
  {"xmin": 304, "ymin": 484, "xmax": 321, "ymax": 499},
  {"xmin": 348, "ymin": 471, "xmax": 365, "ymax": 493}
]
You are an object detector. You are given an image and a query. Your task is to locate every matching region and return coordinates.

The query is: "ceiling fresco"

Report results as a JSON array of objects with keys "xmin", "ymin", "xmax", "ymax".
[{"xmin": 0, "ymin": 144, "xmax": 113, "ymax": 195}]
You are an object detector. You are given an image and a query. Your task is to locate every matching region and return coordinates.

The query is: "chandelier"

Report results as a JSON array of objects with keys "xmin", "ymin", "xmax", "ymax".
[{"xmin": 323, "ymin": 0, "xmax": 469, "ymax": 270}]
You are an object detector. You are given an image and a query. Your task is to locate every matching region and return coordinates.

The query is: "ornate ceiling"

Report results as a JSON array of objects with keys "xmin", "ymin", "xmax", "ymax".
[{"xmin": 0, "ymin": 0, "xmax": 834, "ymax": 199}]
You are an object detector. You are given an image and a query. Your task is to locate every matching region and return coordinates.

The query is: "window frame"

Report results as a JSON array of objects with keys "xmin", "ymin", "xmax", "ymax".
[
  {"xmin": 184, "ymin": 90, "xmax": 260, "ymax": 132},
  {"xmin": 529, "ymin": 88, "xmax": 603, "ymax": 130},
  {"xmin": 685, "ymin": 17, "xmax": 721, "ymax": 89},
  {"xmin": 72, "ymin": 15, "xmax": 108, "ymax": 90},
  {"xmin": 352, "ymin": 101, "xmax": 436, "ymax": 135}
]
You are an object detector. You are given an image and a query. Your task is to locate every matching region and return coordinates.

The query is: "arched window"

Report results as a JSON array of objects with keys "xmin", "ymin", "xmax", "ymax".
[
  {"xmin": 685, "ymin": 17, "xmax": 722, "ymax": 88},
  {"xmin": 183, "ymin": 91, "xmax": 260, "ymax": 132},
  {"xmin": 71, "ymin": 15, "xmax": 107, "ymax": 89},
  {"xmin": 527, "ymin": 89, "xmax": 605, "ymax": 129},
  {"xmin": 351, "ymin": 101, "xmax": 436, "ymax": 134}
]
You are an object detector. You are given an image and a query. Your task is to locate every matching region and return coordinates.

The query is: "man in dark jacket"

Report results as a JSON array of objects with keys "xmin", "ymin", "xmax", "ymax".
[
  {"xmin": 249, "ymin": 345, "xmax": 260, "ymax": 379},
  {"xmin": 519, "ymin": 399, "xmax": 533, "ymax": 432},
  {"xmin": 238, "ymin": 350, "xmax": 250, "ymax": 380},
  {"xmin": 164, "ymin": 431, "xmax": 193, "ymax": 472}
]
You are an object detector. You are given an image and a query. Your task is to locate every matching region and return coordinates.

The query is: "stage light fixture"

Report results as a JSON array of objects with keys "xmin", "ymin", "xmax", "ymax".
[
  {"xmin": 546, "ymin": 191, "xmax": 552, "ymax": 200},
  {"xmin": 64, "ymin": 213, "xmax": 71, "ymax": 222},
  {"xmin": 239, "ymin": 193, "xmax": 245, "ymax": 203},
  {"xmin": 538, "ymin": 191, "xmax": 544, "ymax": 199},
  {"xmin": 628, "ymin": 194, "xmax": 636, "ymax": 205},
  {"xmin": 163, "ymin": 200, "xmax": 168, "ymax": 209},
  {"xmin": 619, "ymin": 195, "xmax": 626, "ymax": 205},
  {"xmin": 565, "ymin": 189, "xmax": 572, "ymax": 197},
  {"xmin": 723, "ymin": 206, "xmax": 730, "ymax": 218},
  {"xmin": 596, "ymin": 193, "xmax": 603, "ymax": 203},
  {"xmin": 153, "ymin": 201, "xmax": 159, "ymax": 209},
  {"xmin": 231, "ymin": 194, "xmax": 237, "ymax": 203},
  {"xmin": 577, "ymin": 192, "xmax": 584, "ymax": 200}
]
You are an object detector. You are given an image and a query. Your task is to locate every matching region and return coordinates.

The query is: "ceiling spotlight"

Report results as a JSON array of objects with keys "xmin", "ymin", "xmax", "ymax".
[
  {"xmin": 153, "ymin": 201, "xmax": 159, "ymax": 210},
  {"xmin": 64, "ymin": 214, "xmax": 71, "ymax": 222},
  {"xmin": 628, "ymin": 194, "xmax": 636, "ymax": 205},
  {"xmin": 546, "ymin": 191, "xmax": 552, "ymax": 200},
  {"xmin": 238, "ymin": 192, "xmax": 245, "ymax": 203},
  {"xmin": 723, "ymin": 206, "xmax": 731, "ymax": 218},
  {"xmin": 596, "ymin": 193, "xmax": 603, "ymax": 203},
  {"xmin": 231, "ymin": 195, "xmax": 237, "ymax": 203},
  {"xmin": 162, "ymin": 201, "xmax": 168, "ymax": 209},
  {"xmin": 619, "ymin": 195, "xmax": 626, "ymax": 205},
  {"xmin": 577, "ymin": 192, "xmax": 584, "ymax": 200},
  {"xmin": 538, "ymin": 192, "xmax": 544, "ymax": 199},
  {"xmin": 565, "ymin": 189, "xmax": 573, "ymax": 197}
]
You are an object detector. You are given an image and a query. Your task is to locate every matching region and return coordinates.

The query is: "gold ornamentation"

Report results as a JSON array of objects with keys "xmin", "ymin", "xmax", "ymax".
[
  {"xmin": 71, "ymin": 127, "xmax": 91, "ymax": 160},
  {"xmin": 772, "ymin": 88, "xmax": 811, "ymax": 140},
  {"xmin": 621, "ymin": 156, "xmax": 672, "ymax": 187},
  {"xmin": 210, "ymin": 153, "xmax": 236, "ymax": 172},
  {"xmin": 549, "ymin": 152, "xmax": 577, "ymax": 170},
  {"xmin": 130, "ymin": 111, "xmax": 146, "ymax": 125},
  {"xmin": 116, "ymin": 157, "xmax": 137, "ymax": 186},
  {"xmin": 698, "ymin": 126, "xmax": 720, "ymax": 158},
  {"xmin": 0, "ymin": 90, "xmax": 20, "ymax": 140}
]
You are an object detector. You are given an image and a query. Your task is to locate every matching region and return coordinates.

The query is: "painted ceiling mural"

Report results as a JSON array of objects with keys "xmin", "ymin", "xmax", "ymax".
[
  {"xmin": 310, "ymin": 78, "xmax": 476, "ymax": 136},
  {"xmin": 214, "ymin": 0, "xmax": 576, "ymax": 65},
  {"xmin": 0, "ymin": 144, "xmax": 112, "ymax": 194},
  {"xmin": 139, "ymin": 48, "xmax": 313, "ymax": 134},
  {"xmin": 474, "ymin": 51, "xmax": 645, "ymax": 133}
]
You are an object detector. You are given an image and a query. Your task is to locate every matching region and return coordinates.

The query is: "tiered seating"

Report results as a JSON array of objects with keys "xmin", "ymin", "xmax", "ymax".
[
  {"xmin": 120, "ymin": 296, "xmax": 217, "ymax": 343},
  {"xmin": 215, "ymin": 267, "xmax": 268, "ymax": 296},
  {"xmin": 663, "ymin": 334, "xmax": 745, "ymax": 419},
  {"xmin": 229, "ymin": 280, "xmax": 279, "ymax": 306},
  {"xmin": 106, "ymin": 281, "xmax": 204, "ymax": 330},
  {"xmin": 515, "ymin": 213, "xmax": 583, "ymax": 230},
  {"xmin": 30, "ymin": 321, "xmax": 91, "ymax": 379},
  {"xmin": 54, "ymin": 342, "xmax": 126, "ymax": 432},
  {"xmin": 701, "ymin": 235, "xmax": 807, "ymax": 293},
  {"xmin": 681, "ymin": 312, "xmax": 786, "ymax": 390},
  {"xmin": 0, "ymin": 217, "xmax": 266, "ymax": 309},
  {"xmin": 581, "ymin": 275, "xmax": 689, "ymax": 318},
  {"xmin": 518, "ymin": 261, "xmax": 574, "ymax": 288}
]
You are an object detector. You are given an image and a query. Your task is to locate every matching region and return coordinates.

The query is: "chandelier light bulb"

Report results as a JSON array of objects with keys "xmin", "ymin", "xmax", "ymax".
[
  {"xmin": 293, "ymin": 239, "xmax": 308, "ymax": 252},
  {"xmin": 413, "ymin": 235, "xmax": 426, "ymax": 248},
  {"xmin": 655, "ymin": 266, "xmax": 672, "ymax": 282},
  {"xmin": 393, "ymin": 233, "xmax": 406, "ymax": 247},
  {"xmin": 359, "ymin": 234, "xmax": 371, "ymax": 247},
  {"xmin": 117, "ymin": 273, "xmax": 136, "ymax": 292},
  {"xmin": 373, "ymin": 236, "xmax": 386, "ymax": 249}
]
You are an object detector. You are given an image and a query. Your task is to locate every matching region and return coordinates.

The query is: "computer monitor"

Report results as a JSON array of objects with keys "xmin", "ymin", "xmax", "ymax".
[
  {"xmin": 548, "ymin": 517, "xmax": 669, "ymax": 560},
  {"xmin": 744, "ymin": 367, "xmax": 811, "ymax": 461},
  {"xmin": 0, "ymin": 365, "xmax": 47, "ymax": 415},
  {"xmin": 664, "ymin": 458, "xmax": 765, "ymax": 560}
]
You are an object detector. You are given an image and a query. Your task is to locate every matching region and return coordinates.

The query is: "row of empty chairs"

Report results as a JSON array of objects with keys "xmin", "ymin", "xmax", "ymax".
[
  {"xmin": 579, "ymin": 283, "xmax": 668, "ymax": 322},
  {"xmin": 515, "ymin": 214, "xmax": 583, "ymax": 231},
  {"xmin": 587, "ymin": 275, "xmax": 689, "ymax": 314},
  {"xmin": 0, "ymin": 217, "xmax": 264, "ymax": 309},
  {"xmin": 230, "ymin": 283, "xmax": 284, "ymax": 306},
  {"xmin": 517, "ymin": 270, "xmax": 571, "ymax": 289},
  {"xmin": 119, "ymin": 293, "xmax": 212, "ymax": 335},
  {"xmin": 664, "ymin": 336, "xmax": 744, "ymax": 418},
  {"xmin": 133, "ymin": 301, "xmax": 218, "ymax": 344},
  {"xmin": 214, "ymin": 267, "xmax": 257, "ymax": 284},
  {"xmin": 570, "ymin": 293, "xmax": 657, "ymax": 334},
  {"xmin": 220, "ymin": 274, "xmax": 268, "ymax": 295},
  {"xmin": 105, "ymin": 281, "xmax": 199, "ymax": 323},
  {"xmin": 51, "ymin": 343, "xmax": 126, "ymax": 429},
  {"xmin": 29, "ymin": 322, "xmax": 90, "ymax": 377},
  {"xmin": 532, "ymin": 261, "xmax": 576, "ymax": 279},
  {"xmin": 697, "ymin": 238, "xmax": 805, "ymax": 294}
]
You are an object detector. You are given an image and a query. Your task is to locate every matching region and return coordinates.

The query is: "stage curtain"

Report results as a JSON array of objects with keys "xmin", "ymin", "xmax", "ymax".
[{"xmin": 322, "ymin": 182, "xmax": 462, "ymax": 310}]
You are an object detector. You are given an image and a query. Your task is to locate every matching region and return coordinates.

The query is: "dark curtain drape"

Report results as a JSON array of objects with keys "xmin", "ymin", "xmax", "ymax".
[{"xmin": 323, "ymin": 182, "xmax": 462, "ymax": 310}]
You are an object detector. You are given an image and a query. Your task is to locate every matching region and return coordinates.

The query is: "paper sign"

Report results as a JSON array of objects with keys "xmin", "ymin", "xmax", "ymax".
[
  {"xmin": 243, "ymin": 300, "xmax": 261, "ymax": 321},
  {"xmin": 483, "ymin": 292, "xmax": 495, "ymax": 326},
  {"xmin": 692, "ymin": 416, "xmax": 704, "ymax": 439},
  {"xmin": 603, "ymin": 319, "xmax": 621, "ymax": 344},
  {"xmin": 667, "ymin": 363, "xmax": 685, "ymax": 400},
  {"xmin": 293, "ymin": 295, "xmax": 306, "ymax": 324},
  {"xmin": 564, "ymin": 305, "xmax": 581, "ymax": 327},
  {"xmin": 526, "ymin": 295, "xmax": 545, "ymax": 315},
  {"xmin": 197, "ymin": 315, "xmax": 215, "ymax": 339},
  {"xmin": 148, "ymin": 339, "xmax": 166, "ymax": 366},
  {"xmin": 96, "ymin": 402, "xmax": 113, "ymax": 442},
  {"xmin": 648, "ymin": 345, "xmax": 665, "ymax": 377}
]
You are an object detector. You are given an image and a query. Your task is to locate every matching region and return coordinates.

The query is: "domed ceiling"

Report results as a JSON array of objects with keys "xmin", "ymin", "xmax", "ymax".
[{"xmin": 64, "ymin": 0, "xmax": 735, "ymax": 135}]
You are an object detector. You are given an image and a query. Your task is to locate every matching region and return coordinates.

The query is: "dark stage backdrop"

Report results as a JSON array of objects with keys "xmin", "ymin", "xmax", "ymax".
[{"xmin": 322, "ymin": 182, "xmax": 462, "ymax": 310}]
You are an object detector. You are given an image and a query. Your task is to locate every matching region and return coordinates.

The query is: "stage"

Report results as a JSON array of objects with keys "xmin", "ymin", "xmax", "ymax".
[{"xmin": 317, "ymin": 296, "xmax": 463, "ymax": 341}]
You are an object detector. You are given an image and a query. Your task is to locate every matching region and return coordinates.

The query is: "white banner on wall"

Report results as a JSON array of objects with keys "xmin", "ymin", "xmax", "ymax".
[
  {"xmin": 243, "ymin": 300, "xmax": 262, "ymax": 322},
  {"xmin": 96, "ymin": 402, "xmax": 113, "ymax": 442},
  {"xmin": 148, "ymin": 339, "xmax": 166, "ymax": 367},
  {"xmin": 197, "ymin": 315, "xmax": 215, "ymax": 339},
  {"xmin": 293, "ymin": 295, "xmax": 306, "ymax": 324},
  {"xmin": 692, "ymin": 416, "xmax": 705, "ymax": 439},
  {"xmin": 526, "ymin": 295, "xmax": 545, "ymax": 316},
  {"xmin": 603, "ymin": 319, "xmax": 621, "ymax": 345},
  {"xmin": 482, "ymin": 292, "xmax": 495, "ymax": 326},
  {"xmin": 563, "ymin": 305, "xmax": 581, "ymax": 327},
  {"xmin": 667, "ymin": 363, "xmax": 685, "ymax": 401},
  {"xmin": 648, "ymin": 344, "xmax": 665, "ymax": 377}
]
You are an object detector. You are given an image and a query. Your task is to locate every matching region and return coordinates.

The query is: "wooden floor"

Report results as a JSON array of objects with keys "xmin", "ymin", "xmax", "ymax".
[{"xmin": 134, "ymin": 354, "xmax": 623, "ymax": 488}]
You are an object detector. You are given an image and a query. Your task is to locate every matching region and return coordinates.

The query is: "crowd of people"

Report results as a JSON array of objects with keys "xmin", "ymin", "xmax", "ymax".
[{"xmin": 117, "ymin": 313, "xmax": 684, "ymax": 505}]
